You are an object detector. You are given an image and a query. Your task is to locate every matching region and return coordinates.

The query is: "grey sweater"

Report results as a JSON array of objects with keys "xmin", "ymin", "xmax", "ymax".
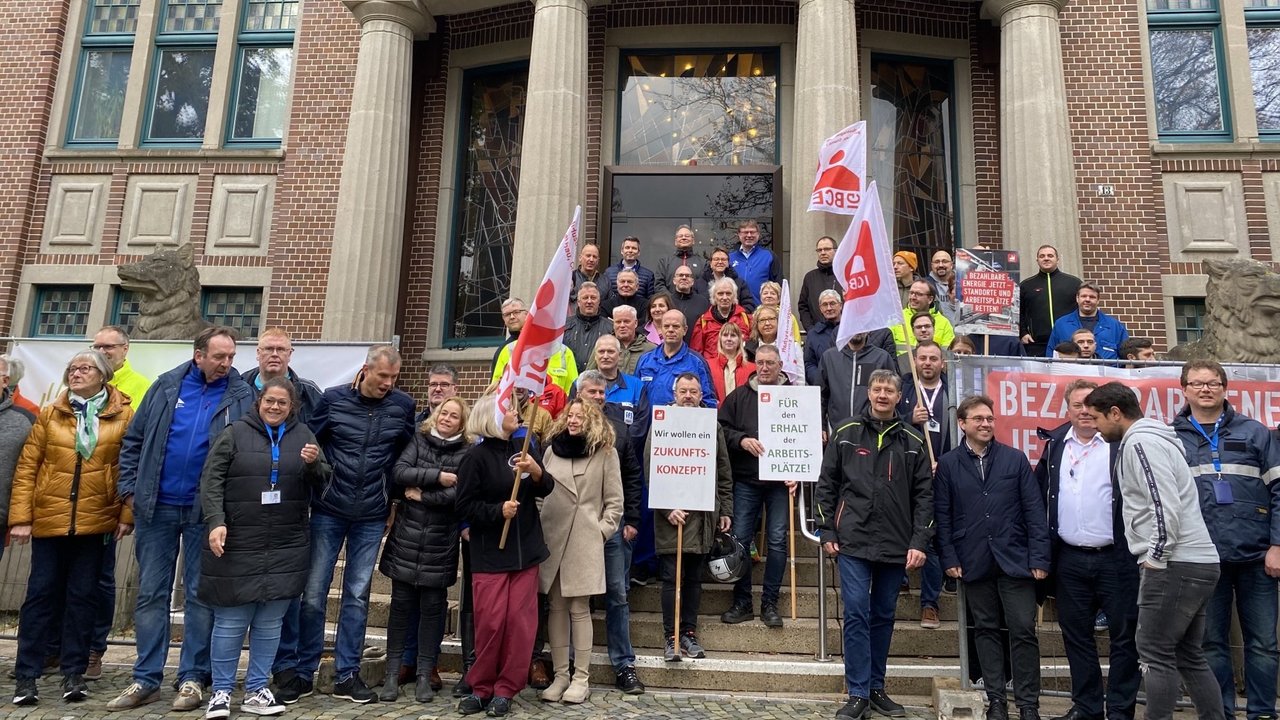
[
  {"xmin": 0, "ymin": 390, "xmax": 35, "ymax": 530},
  {"xmin": 1117, "ymin": 418, "xmax": 1219, "ymax": 568}
]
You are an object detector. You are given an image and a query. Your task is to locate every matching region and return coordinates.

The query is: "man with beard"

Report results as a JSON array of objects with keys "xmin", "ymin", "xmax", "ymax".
[
  {"xmin": 668, "ymin": 265, "xmax": 710, "ymax": 341},
  {"xmin": 891, "ymin": 281, "xmax": 955, "ymax": 354},
  {"xmin": 1084, "ymin": 382, "xmax": 1222, "ymax": 720},
  {"xmin": 798, "ymin": 236, "xmax": 840, "ymax": 330}
]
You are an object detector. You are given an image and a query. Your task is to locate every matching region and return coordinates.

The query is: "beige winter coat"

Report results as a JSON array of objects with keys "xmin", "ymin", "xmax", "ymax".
[{"xmin": 538, "ymin": 446, "xmax": 623, "ymax": 597}]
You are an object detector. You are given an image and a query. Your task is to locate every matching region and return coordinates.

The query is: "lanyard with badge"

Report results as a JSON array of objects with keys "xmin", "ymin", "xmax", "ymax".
[
  {"xmin": 1065, "ymin": 436, "xmax": 1098, "ymax": 480},
  {"xmin": 263, "ymin": 422, "xmax": 285, "ymax": 505},
  {"xmin": 1189, "ymin": 415, "xmax": 1232, "ymax": 504},
  {"xmin": 920, "ymin": 384, "xmax": 942, "ymax": 434}
]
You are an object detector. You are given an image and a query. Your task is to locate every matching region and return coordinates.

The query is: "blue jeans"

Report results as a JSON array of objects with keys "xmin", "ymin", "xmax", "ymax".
[
  {"xmin": 603, "ymin": 528, "xmax": 635, "ymax": 671},
  {"xmin": 211, "ymin": 599, "xmax": 291, "ymax": 693},
  {"xmin": 837, "ymin": 555, "xmax": 904, "ymax": 698},
  {"xmin": 296, "ymin": 513, "xmax": 384, "ymax": 682},
  {"xmin": 271, "ymin": 597, "xmax": 301, "ymax": 676},
  {"xmin": 1203, "ymin": 561, "xmax": 1279, "ymax": 719},
  {"xmin": 920, "ymin": 550, "xmax": 943, "ymax": 610},
  {"xmin": 132, "ymin": 503, "xmax": 213, "ymax": 689},
  {"xmin": 731, "ymin": 481, "xmax": 789, "ymax": 609}
]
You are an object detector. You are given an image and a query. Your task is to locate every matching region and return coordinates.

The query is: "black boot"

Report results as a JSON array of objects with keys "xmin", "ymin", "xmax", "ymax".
[
  {"xmin": 379, "ymin": 663, "xmax": 400, "ymax": 702},
  {"xmin": 415, "ymin": 672, "xmax": 435, "ymax": 702}
]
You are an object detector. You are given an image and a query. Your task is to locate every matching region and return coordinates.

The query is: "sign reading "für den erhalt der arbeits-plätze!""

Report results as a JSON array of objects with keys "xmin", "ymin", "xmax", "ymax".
[{"xmin": 757, "ymin": 385, "xmax": 823, "ymax": 482}]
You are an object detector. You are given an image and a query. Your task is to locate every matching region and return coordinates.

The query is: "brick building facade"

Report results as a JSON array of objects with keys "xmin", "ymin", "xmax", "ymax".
[{"xmin": 1, "ymin": 0, "xmax": 1278, "ymax": 402}]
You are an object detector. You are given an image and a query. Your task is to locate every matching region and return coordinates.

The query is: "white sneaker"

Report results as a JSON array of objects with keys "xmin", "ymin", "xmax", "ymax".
[
  {"xmin": 205, "ymin": 689, "xmax": 231, "ymax": 719},
  {"xmin": 241, "ymin": 687, "xmax": 285, "ymax": 716}
]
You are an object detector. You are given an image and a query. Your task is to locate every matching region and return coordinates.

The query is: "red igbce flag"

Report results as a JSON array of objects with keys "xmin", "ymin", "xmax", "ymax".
[
  {"xmin": 833, "ymin": 181, "xmax": 901, "ymax": 349},
  {"xmin": 807, "ymin": 121, "xmax": 867, "ymax": 215},
  {"xmin": 495, "ymin": 207, "xmax": 579, "ymax": 424}
]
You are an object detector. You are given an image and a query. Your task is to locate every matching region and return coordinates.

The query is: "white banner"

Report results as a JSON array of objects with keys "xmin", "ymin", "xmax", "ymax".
[
  {"xmin": 647, "ymin": 405, "xmax": 719, "ymax": 512},
  {"xmin": 808, "ymin": 121, "xmax": 868, "ymax": 215},
  {"xmin": 9, "ymin": 339, "xmax": 372, "ymax": 407},
  {"xmin": 757, "ymin": 385, "xmax": 823, "ymax": 482},
  {"xmin": 777, "ymin": 280, "xmax": 804, "ymax": 384},
  {"xmin": 834, "ymin": 180, "xmax": 903, "ymax": 348},
  {"xmin": 496, "ymin": 206, "xmax": 579, "ymax": 424}
]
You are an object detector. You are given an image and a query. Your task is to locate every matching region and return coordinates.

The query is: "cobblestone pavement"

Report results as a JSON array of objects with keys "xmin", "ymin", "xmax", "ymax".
[{"xmin": 0, "ymin": 649, "xmax": 945, "ymax": 720}]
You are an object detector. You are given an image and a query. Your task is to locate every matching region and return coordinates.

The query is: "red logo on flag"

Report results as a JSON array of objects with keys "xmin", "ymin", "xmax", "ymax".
[
  {"xmin": 841, "ymin": 219, "xmax": 882, "ymax": 301},
  {"xmin": 808, "ymin": 121, "xmax": 867, "ymax": 216}
]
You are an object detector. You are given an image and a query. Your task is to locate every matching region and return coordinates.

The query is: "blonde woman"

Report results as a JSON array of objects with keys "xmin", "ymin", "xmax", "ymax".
[
  {"xmin": 745, "ymin": 305, "xmax": 783, "ymax": 362},
  {"xmin": 758, "ymin": 281, "xmax": 802, "ymax": 343},
  {"xmin": 379, "ymin": 397, "xmax": 472, "ymax": 703},
  {"xmin": 538, "ymin": 399, "xmax": 623, "ymax": 705},
  {"xmin": 709, "ymin": 322, "xmax": 755, "ymax": 403}
]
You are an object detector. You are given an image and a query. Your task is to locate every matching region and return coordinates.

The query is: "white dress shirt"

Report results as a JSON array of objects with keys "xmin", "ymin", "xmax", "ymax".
[{"xmin": 1056, "ymin": 429, "xmax": 1114, "ymax": 548}]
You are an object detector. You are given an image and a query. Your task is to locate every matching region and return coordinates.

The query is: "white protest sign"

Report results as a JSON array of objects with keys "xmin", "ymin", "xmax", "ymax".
[
  {"xmin": 647, "ymin": 405, "xmax": 718, "ymax": 511},
  {"xmin": 758, "ymin": 385, "xmax": 823, "ymax": 482}
]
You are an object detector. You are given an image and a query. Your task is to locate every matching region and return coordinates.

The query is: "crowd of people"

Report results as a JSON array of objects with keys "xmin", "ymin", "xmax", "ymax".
[{"xmin": 0, "ymin": 225, "xmax": 1274, "ymax": 720}]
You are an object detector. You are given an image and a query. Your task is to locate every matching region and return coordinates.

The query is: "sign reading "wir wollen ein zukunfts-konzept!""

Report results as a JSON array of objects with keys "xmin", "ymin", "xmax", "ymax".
[
  {"xmin": 647, "ymin": 406, "xmax": 719, "ymax": 512},
  {"xmin": 757, "ymin": 385, "xmax": 823, "ymax": 482}
]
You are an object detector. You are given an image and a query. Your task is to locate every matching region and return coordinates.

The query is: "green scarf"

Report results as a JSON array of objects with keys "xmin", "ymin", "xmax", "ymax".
[{"xmin": 71, "ymin": 387, "xmax": 108, "ymax": 459}]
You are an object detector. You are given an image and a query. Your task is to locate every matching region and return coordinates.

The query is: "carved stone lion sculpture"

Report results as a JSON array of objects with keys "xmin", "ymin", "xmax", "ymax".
[
  {"xmin": 1166, "ymin": 258, "xmax": 1280, "ymax": 363},
  {"xmin": 117, "ymin": 243, "xmax": 210, "ymax": 340}
]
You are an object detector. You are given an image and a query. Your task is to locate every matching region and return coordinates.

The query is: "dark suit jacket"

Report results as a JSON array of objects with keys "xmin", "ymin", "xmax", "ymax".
[{"xmin": 935, "ymin": 439, "xmax": 1051, "ymax": 583}]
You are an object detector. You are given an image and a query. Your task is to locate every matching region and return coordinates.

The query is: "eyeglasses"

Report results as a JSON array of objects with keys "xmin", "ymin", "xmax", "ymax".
[
  {"xmin": 428, "ymin": 382, "xmax": 454, "ymax": 389},
  {"xmin": 502, "ymin": 309, "xmax": 527, "ymax": 318},
  {"xmin": 260, "ymin": 398, "xmax": 290, "ymax": 408},
  {"xmin": 67, "ymin": 365, "xmax": 99, "ymax": 376},
  {"xmin": 1186, "ymin": 381, "xmax": 1224, "ymax": 390},
  {"xmin": 91, "ymin": 343, "xmax": 123, "ymax": 351},
  {"xmin": 964, "ymin": 416, "xmax": 996, "ymax": 424}
]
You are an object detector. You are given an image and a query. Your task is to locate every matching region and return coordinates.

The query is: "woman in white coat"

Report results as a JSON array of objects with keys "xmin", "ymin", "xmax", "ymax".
[{"xmin": 538, "ymin": 398, "xmax": 623, "ymax": 704}]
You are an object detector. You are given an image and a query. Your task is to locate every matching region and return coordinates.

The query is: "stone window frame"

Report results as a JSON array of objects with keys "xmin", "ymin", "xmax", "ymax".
[
  {"xmin": 1142, "ymin": 0, "xmax": 1275, "ymax": 146},
  {"xmin": 1246, "ymin": 1, "xmax": 1280, "ymax": 138},
  {"xmin": 48, "ymin": 0, "xmax": 299, "ymax": 155},
  {"xmin": 66, "ymin": 1, "xmax": 140, "ymax": 146}
]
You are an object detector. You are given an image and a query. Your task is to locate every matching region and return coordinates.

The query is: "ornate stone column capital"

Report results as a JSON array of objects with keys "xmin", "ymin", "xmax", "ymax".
[
  {"xmin": 982, "ymin": 0, "xmax": 1068, "ymax": 20},
  {"xmin": 343, "ymin": 0, "xmax": 435, "ymax": 36}
]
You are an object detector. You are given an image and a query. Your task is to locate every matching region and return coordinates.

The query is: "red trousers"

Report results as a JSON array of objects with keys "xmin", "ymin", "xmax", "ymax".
[{"xmin": 465, "ymin": 565, "xmax": 540, "ymax": 699}]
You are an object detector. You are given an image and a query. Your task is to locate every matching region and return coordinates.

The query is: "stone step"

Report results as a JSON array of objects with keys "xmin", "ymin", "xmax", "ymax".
[{"xmin": 626, "ymin": 583, "xmax": 962, "ymax": 621}]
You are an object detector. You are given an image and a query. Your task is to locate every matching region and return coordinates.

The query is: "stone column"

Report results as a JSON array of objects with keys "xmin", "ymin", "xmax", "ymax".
[
  {"xmin": 509, "ymin": 0, "xmax": 589, "ymax": 303},
  {"xmin": 983, "ymin": 0, "xmax": 1082, "ymax": 275},
  {"xmin": 789, "ymin": 0, "xmax": 860, "ymax": 284},
  {"xmin": 321, "ymin": 0, "xmax": 434, "ymax": 341}
]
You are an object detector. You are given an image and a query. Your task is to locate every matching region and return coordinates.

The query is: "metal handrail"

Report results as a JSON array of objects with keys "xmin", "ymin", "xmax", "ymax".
[{"xmin": 793, "ymin": 483, "xmax": 834, "ymax": 661}]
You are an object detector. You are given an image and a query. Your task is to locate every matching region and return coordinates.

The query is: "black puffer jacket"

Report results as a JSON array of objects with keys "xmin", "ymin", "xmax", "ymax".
[
  {"xmin": 199, "ymin": 413, "xmax": 331, "ymax": 607},
  {"xmin": 379, "ymin": 431, "xmax": 470, "ymax": 588},
  {"xmin": 311, "ymin": 384, "xmax": 416, "ymax": 522}
]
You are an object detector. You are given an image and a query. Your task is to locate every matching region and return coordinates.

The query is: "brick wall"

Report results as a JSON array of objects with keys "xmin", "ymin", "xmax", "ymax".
[
  {"xmin": 1060, "ymin": 0, "xmax": 1166, "ymax": 345},
  {"xmin": 0, "ymin": 1, "xmax": 67, "ymax": 337}
]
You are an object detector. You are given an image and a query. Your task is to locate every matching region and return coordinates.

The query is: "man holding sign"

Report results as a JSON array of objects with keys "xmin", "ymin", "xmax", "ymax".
[
  {"xmin": 718, "ymin": 345, "xmax": 797, "ymax": 628},
  {"xmin": 816, "ymin": 370, "xmax": 933, "ymax": 720},
  {"xmin": 650, "ymin": 374, "xmax": 733, "ymax": 662}
]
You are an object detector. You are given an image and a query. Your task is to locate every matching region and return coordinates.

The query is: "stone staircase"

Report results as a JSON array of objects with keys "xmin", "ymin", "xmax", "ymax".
[{"xmin": 331, "ymin": 534, "xmax": 1090, "ymax": 696}]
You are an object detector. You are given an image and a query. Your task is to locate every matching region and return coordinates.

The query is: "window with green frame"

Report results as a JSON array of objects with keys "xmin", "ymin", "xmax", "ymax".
[
  {"xmin": 145, "ymin": 0, "xmax": 222, "ymax": 143},
  {"xmin": 111, "ymin": 287, "xmax": 144, "ymax": 336},
  {"xmin": 1247, "ymin": 0, "xmax": 1280, "ymax": 136},
  {"xmin": 1174, "ymin": 297, "xmax": 1207, "ymax": 344},
  {"xmin": 1147, "ymin": 0, "xmax": 1231, "ymax": 139},
  {"xmin": 228, "ymin": 0, "xmax": 297, "ymax": 143},
  {"xmin": 201, "ymin": 286, "xmax": 262, "ymax": 339},
  {"xmin": 69, "ymin": 0, "xmax": 139, "ymax": 144},
  {"xmin": 31, "ymin": 286, "xmax": 94, "ymax": 338}
]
